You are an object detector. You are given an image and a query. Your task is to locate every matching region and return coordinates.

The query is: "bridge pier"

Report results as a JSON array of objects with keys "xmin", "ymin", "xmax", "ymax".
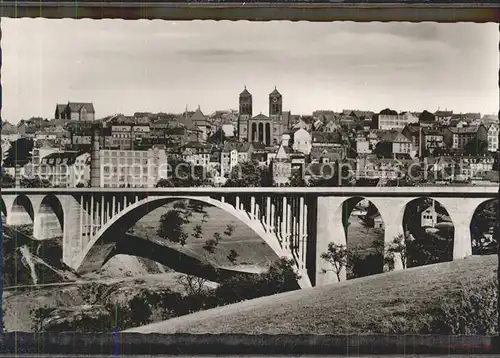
[
  {"xmin": 315, "ymin": 196, "xmax": 350, "ymax": 286},
  {"xmin": 33, "ymin": 211, "xmax": 63, "ymax": 240},
  {"xmin": 57, "ymin": 194, "xmax": 88, "ymax": 268},
  {"xmin": 369, "ymin": 197, "xmax": 411, "ymax": 271}
]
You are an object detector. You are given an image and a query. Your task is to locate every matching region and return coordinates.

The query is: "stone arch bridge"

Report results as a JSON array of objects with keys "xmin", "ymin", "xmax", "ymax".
[{"xmin": 1, "ymin": 187, "xmax": 497, "ymax": 288}]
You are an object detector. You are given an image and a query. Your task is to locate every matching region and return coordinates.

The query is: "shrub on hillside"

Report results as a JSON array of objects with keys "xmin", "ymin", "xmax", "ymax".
[
  {"xmin": 215, "ymin": 257, "xmax": 300, "ymax": 304},
  {"xmin": 423, "ymin": 277, "xmax": 498, "ymax": 335}
]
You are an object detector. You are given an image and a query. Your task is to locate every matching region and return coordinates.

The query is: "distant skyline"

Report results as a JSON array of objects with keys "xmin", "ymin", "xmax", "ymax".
[{"xmin": 2, "ymin": 19, "xmax": 498, "ymax": 124}]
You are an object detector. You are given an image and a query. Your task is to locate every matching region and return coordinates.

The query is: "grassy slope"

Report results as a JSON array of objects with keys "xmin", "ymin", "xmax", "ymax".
[{"xmin": 127, "ymin": 255, "xmax": 497, "ymax": 335}]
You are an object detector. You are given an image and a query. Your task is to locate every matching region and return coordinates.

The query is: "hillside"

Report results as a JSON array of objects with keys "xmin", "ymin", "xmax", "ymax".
[{"xmin": 127, "ymin": 255, "xmax": 498, "ymax": 335}]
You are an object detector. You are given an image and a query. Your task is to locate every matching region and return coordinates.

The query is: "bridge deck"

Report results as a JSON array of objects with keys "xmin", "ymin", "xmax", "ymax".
[{"xmin": 2, "ymin": 186, "xmax": 498, "ymax": 197}]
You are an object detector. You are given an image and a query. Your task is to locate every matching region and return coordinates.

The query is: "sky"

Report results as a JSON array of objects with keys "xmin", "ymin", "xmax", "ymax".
[{"xmin": 2, "ymin": 19, "xmax": 498, "ymax": 123}]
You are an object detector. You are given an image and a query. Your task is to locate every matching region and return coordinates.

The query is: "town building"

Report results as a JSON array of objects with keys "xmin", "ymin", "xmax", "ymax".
[
  {"xmin": 373, "ymin": 215, "xmax": 384, "ymax": 229},
  {"xmin": 55, "ymin": 102, "xmax": 96, "ymax": 121},
  {"xmin": 434, "ymin": 110, "xmax": 453, "ymax": 124},
  {"xmin": 237, "ymin": 87, "xmax": 290, "ymax": 146},
  {"xmin": 421, "ymin": 204, "xmax": 438, "ymax": 228},
  {"xmin": 1, "ymin": 121, "xmax": 21, "ymax": 142},
  {"xmin": 99, "ymin": 147, "xmax": 168, "ymax": 188},
  {"xmin": 423, "ymin": 129, "xmax": 445, "ymax": 152},
  {"xmin": 38, "ymin": 151, "xmax": 90, "ymax": 187},
  {"xmin": 310, "ymin": 147, "xmax": 343, "ymax": 164},
  {"xmin": 379, "ymin": 130, "xmax": 413, "ymax": 155},
  {"xmin": 355, "ymin": 132, "xmax": 371, "ymax": 154},
  {"xmin": 30, "ymin": 146, "xmax": 63, "ymax": 178},
  {"xmin": 378, "ymin": 112, "xmax": 418, "ymax": 130},
  {"xmin": 443, "ymin": 125, "xmax": 488, "ymax": 150},
  {"xmin": 220, "ymin": 141, "xmax": 255, "ymax": 176},
  {"xmin": 189, "ymin": 107, "xmax": 210, "ymax": 141},
  {"xmin": 181, "ymin": 142, "xmax": 212, "ymax": 167},
  {"xmin": 487, "ymin": 123, "xmax": 499, "ymax": 152},
  {"xmin": 270, "ymin": 143, "xmax": 292, "ymax": 186},
  {"xmin": 292, "ymin": 128, "xmax": 312, "ymax": 155}
]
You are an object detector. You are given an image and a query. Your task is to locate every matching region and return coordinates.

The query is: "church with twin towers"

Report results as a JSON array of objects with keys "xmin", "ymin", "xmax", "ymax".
[{"xmin": 237, "ymin": 86, "xmax": 290, "ymax": 146}]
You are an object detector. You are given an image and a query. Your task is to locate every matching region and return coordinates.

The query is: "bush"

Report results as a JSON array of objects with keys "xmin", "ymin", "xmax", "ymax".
[
  {"xmin": 423, "ymin": 278, "xmax": 498, "ymax": 335},
  {"xmin": 215, "ymin": 257, "xmax": 300, "ymax": 304}
]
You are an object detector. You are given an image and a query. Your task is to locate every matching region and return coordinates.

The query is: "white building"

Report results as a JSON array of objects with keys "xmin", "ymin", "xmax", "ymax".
[
  {"xmin": 99, "ymin": 147, "xmax": 168, "ymax": 188},
  {"xmin": 292, "ymin": 128, "xmax": 312, "ymax": 155},
  {"xmin": 220, "ymin": 142, "xmax": 253, "ymax": 176},
  {"xmin": 355, "ymin": 134, "xmax": 371, "ymax": 154},
  {"xmin": 38, "ymin": 151, "xmax": 90, "ymax": 187},
  {"xmin": 421, "ymin": 204, "xmax": 437, "ymax": 228},
  {"xmin": 378, "ymin": 112, "xmax": 419, "ymax": 130},
  {"xmin": 181, "ymin": 142, "xmax": 211, "ymax": 167},
  {"xmin": 30, "ymin": 147, "xmax": 63, "ymax": 177},
  {"xmin": 487, "ymin": 123, "xmax": 499, "ymax": 152}
]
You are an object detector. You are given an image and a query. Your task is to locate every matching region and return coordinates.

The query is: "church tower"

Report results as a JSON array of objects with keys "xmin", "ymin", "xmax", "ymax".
[
  {"xmin": 269, "ymin": 87, "xmax": 282, "ymax": 121},
  {"xmin": 238, "ymin": 86, "xmax": 252, "ymax": 141}
]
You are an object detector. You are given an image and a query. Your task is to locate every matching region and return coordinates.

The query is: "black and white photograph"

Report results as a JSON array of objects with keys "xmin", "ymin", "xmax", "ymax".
[{"xmin": 0, "ymin": 15, "xmax": 499, "ymax": 353}]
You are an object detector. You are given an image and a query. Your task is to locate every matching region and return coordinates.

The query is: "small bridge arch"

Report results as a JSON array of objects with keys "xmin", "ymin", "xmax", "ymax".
[
  {"xmin": 470, "ymin": 198, "xmax": 499, "ymax": 255},
  {"xmin": 8, "ymin": 194, "xmax": 35, "ymax": 227},
  {"xmin": 0, "ymin": 196, "xmax": 7, "ymax": 219},
  {"xmin": 33, "ymin": 194, "xmax": 65, "ymax": 240}
]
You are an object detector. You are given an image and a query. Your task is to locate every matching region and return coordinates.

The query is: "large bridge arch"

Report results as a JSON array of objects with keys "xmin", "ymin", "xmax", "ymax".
[
  {"xmin": 33, "ymin": 194, "xmax": 65, "ymax": 240},
  {"xmin": 72, "ymin": 195, "xmax": 305, "ymax": 285}
]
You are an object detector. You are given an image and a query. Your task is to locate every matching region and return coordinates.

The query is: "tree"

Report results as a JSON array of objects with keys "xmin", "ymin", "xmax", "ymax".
[
  {"xmin": 20, "ymin": 176, "xmax": 51, "ymax": 188},
  {"xmin": 464, "ymin": 138, "xmax": 488, "ymax": 156},
  {"xmin": 127, "ymin": 294, "xmax": 153, "ymax": 327},
  {"xmin": 31, "ymin": 306, "xmax": 56, "ymax": 332},
  {"xmin": 289, "ymin": 170, "xmax": 307, "ymax": 187},
  {"xmin": 156, "ymin": 201, "xmax": 192, "ymax": 246},
  {"xmin": 320, "ymin": 242, "xmax": 350, "ymax": 282},
  {"xmin": 379, "ymin": 108, "xmax": 398, "ymax": 116},
  {"xmin": 0, "ymin": 172, "xmax": 15, "ymax": 188},
  {"xmin": 175, "ymin": 274, "xmax": 208, "ymax": 296},
  {"xmin": 227, "ymin": 249, "xmax": 239, "ymax": 265},
  {"xmin": 307, "ymin": 160, "xmax": 351, "ymax": 187},
  {"xmin": 215, "ymin": 257, "xmax": 301, "ymax": 303},
  {"xmin": 3, "ymin": 138, "xmax": 34, "ymax": 167},
  {"xmin": 374, "ymin": 141, "xmax": 393, "ymax": 159},
  {"xmin": 224, "ymin": 160, "xmax": 270, "ymax": 187}
]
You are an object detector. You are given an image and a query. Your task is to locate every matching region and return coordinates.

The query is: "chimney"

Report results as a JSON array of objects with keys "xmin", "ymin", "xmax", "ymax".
[
  {"xmin": 90, "ymin": 123, "xmax": 101, "ymax": 187},
  {"xmin": 14, "ymin": 164, "xmax": 21, "ymax": 188}
]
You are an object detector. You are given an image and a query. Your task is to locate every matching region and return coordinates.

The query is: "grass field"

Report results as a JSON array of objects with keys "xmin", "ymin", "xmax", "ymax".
[{"xmin": 127, "ymin": 255, "xmax": 497, "ymax": 335}]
